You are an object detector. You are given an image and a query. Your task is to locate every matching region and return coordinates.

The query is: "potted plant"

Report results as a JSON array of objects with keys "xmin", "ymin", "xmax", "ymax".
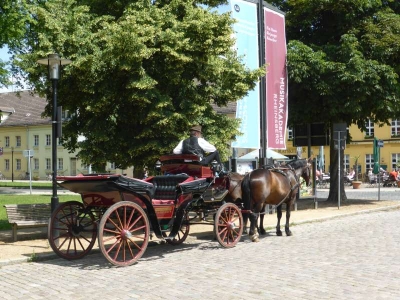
[{"xmin": 352, "ymin": 155, "xmax": 362, "ymax": 189}]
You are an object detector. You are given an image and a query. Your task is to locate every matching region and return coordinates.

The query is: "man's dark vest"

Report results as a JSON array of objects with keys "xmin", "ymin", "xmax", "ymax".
[{"xmin": 182, "ymin": 136, "xmax": 205, "ymax": 158}]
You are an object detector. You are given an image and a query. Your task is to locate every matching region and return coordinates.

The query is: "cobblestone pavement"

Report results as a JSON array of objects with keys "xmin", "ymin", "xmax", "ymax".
[{"xmin": 1, "ymin": 207, "xmax": 399, "ymax": 300}]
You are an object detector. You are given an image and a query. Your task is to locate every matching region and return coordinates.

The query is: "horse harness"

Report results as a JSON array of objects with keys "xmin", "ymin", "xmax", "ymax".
[{"xmin": 270, "ymin": 166, "xmax": 301, "ymax": 208}]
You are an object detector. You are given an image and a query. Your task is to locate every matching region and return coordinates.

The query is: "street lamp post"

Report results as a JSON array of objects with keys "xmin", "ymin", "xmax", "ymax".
[
  {"xmin": 11, "ymin": 147, "xmax": 14, "ymax": 182},
  {"xmin": 37, "ymin": 54, "xmax": 71, "ymax": 212}
]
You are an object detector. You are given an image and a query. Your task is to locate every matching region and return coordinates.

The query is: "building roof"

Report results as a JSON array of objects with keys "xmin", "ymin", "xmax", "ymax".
[
  {"xmin": 211, "ymin": 101, "xmax": 236, "ymax": 114},
  {"xmin": 0, "ymin": 91, "xmax": 236, "ymax": 127},
  {"xmin": 0, "ymin": 91, "xmax": 50, "ymax": 127}
]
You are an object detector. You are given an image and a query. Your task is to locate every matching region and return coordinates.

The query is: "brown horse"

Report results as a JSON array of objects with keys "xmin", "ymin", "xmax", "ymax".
[{"xmin": 241, "ymin": 159, "xmax": 311, "ymax": 242}]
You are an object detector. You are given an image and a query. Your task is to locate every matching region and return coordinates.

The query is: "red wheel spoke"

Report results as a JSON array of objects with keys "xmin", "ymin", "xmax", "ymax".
[
  {"xmin": 108, "ymin": 214, "xmax": 122, "ymax": 231},
  {"xmin": 130, "ymin": 224, "xmax": 147, "ymax": 234},
  {"xmin": 111, "ymin": 241, "xmax": 123, "ymax": 261},
  {"xmin": 103, "ymin": 227, "xmax": 121, "ymax": 235},
  {"xmin": 127, "ymin": 214, "xmax": 143, "ymax": 231},
  {"xmin": 103, "ymin": 234, "xmax": 120, "ymax": 243},
  {"xmin": 115, "ymin": 209, "xmax": 124, "ymax": 230}
]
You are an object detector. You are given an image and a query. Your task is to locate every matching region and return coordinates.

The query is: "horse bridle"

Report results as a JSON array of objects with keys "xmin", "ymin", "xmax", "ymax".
[{"xmin": 226, "ymin": 172, "xmax": 242, "ymax": 193}]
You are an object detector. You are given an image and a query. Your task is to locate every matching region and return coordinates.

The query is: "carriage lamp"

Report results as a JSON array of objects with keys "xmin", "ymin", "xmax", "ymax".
[
  {"xmin": 155, "ymin": 160, "xmax": 162, "ymax": 174},
  {"xmin": 211, "ymin": 160, "xmax": 221, "ymax": 175},
  {"xmin": 37, "ymin": 54, "xmax": 72, "ymax": 213}
]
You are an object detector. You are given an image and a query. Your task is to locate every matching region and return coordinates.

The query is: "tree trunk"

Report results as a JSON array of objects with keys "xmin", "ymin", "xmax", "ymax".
[{"xmin": 327, "ymin": 124, "xmax": 348, "ymax": 202}]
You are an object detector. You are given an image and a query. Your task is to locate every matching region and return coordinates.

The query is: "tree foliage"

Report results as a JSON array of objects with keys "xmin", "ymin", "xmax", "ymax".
[
  {"xmin": 0, "ymin": 0, "xmax": 30, "ymax": 87},
  {"xmin": 10, "ymin": 0, "xmax": 263, "ymax": 170},
  {"xmin": 270, "ymin": 0, "xmax": 400, "ymax": 201}
]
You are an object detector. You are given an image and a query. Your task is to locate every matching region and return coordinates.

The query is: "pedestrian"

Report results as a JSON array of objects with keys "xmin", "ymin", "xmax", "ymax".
[{"xmin": 347, "ymin": 168, "xmax": 355, "ymax": 181}]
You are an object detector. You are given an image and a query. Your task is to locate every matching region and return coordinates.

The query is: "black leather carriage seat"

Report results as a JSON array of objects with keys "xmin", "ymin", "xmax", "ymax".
[{"xmin": 152, "ymin": 174, "xmax": 190, "ymax": 200}]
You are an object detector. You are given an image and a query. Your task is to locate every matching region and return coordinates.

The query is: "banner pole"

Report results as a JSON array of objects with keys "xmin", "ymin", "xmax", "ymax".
[{"xmin": 258, "ymin": 0, "xmax": 266, "ymax": 167}]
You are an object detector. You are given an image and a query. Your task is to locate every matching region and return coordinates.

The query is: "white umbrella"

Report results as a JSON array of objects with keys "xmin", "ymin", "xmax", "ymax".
[{"xmin": 237, "ymin": 149, "xmax": 289, "ymax": 161}]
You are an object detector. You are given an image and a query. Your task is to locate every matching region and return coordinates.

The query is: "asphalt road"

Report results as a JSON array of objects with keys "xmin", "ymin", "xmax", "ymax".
[{"xmin": 1, "ymin": 207, "xmax": 399, "ymax": 299}]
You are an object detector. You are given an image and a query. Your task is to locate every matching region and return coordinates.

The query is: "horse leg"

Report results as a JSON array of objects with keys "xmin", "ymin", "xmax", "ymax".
[
  {"xmin": 249, "ymin": 212, "xmax": 259, "ymax": 242},
  {"xmin": 285, "ymin": 203, "xmax": 292, "ymax": 236},
  {"xmin": 258, "ymin": 206, "xmax": 267, "ymax": 235},
  {"xmin": 243, "ymin": 212, "xmax": 249, "ymax": 234},
  {"xmin": 276, "ymin": 204, "xmax": 283, "ymax": 236}
]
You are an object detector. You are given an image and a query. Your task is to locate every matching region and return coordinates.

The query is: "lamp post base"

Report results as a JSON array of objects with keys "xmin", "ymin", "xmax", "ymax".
[{"xmin": 51, "ymin": 196, "xmax": 59, "ymax": 213}]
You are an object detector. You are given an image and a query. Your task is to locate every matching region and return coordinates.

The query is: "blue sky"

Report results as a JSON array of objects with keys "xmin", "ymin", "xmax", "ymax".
[
  {"xmin": 0, "ymin": 45, "xmax": 19, "ymax": 93},
  {"xmin": 0, "ymin": 45, "xmax": 10, "ymax": 62}
]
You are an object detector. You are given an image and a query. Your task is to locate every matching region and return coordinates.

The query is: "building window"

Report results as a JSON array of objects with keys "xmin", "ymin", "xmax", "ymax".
[
  {"xmin": 5, "ymin": 159, "xmax": 9, "ymax": 171},
  {"xmin": 34, "ymin": 135, "xmax": 39, "ymax": 146},
  {"xmin": 344, "ymin": 154, "xmax": 350, "ymax": 174},
  {"xmin": 365, "ymin": 154, "xmax": 374, "ymax": 171},
  {"xmin": 16, "ymin": 159, "xmax": 21, "ymax": 170},
  {"xmin": 5, "ymin": 136, "xmax": 10, "ymax": 147},
  {"xmin": 364, "ymin": 120, "xmax": 374, "ymax": 138},
  {"xmin": 46, "ymin": 158, "xmax": 51, "ymax": 170},
  {"xmin": 16, "ymin": 136, "xmax": 21, "ymax": 147},
  {"xmin": 391, "ymin": 153, "xmax": 400, "ymax": 170},
  {"xmin": 391, "ymin": 119, "xmax": 400, "ymax": 137},
  {"xmin": 46, "ymin": 134, "xmax": 51, "ymax": 146},
  {"xmin": 34, "ymin": 159, "xmax": 39, "ymax": 170},
  {"xmin": 58, "ymin": 158, "xmax": 63, "ymax": 171}
]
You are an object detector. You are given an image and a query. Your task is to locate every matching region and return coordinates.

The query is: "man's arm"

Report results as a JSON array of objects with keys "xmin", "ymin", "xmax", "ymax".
[
  {"xmin": 198, "ymin": 138, "xmax": 216, "ymax": 153},
  {"xmin": 173, "ymin": 140, "xmax": 183, "ymax": 154}
]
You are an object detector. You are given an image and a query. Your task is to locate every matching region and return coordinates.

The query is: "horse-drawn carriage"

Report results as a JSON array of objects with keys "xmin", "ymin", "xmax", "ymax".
[
  {"xmin": 49, "ymin": 153, "xmax": 311, "ymax": 266},
  {"xmin": 48, "ymin": 154, "xmax": 244, "ymax": 266}
]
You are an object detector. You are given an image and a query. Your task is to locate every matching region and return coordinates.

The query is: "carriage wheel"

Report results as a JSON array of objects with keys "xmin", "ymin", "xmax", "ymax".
[
  {"xmin": 48, "ymin": 201, "xmax": 97, "ymax": 260},
  {"xmin": 98, "ymin": 201, "xmax": 150, "ymax": 267},
  {"xmin": 214, "ymin": 203, "xmax": 243, "ymax": 248},
  {"xmin": 162, "ymin": 212, "xmax": 190, "ymax": 245}
]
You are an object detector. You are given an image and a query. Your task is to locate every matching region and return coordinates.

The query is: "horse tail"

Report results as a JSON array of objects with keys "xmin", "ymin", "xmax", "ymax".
[{"xmin": 241, "ymin": 173, "xmax": 252, "ymax": 210}]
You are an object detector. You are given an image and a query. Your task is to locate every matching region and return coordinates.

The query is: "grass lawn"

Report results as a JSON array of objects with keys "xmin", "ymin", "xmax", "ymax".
[
  {"xmin": 0, "ymin": 194, "xmax": 82, "ymax": 230},
  {"xmin": 0, "ymin": 181, "xmax": 52, "ymax": 188}
]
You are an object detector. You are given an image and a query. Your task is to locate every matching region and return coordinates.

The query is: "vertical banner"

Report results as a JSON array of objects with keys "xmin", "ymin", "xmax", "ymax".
[
  {"xmin": 264, "ymin": 8, "xmax": 288, "ymax": 149},
  {"xmin": 230, "ymin": 0, "xmax": 260, "ymax": 149}
]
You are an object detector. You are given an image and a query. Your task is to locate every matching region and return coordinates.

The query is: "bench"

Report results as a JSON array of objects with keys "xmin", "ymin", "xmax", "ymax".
[{"xmin": 3, "ymin": 203, "xmax": 51, "ymax": 242}]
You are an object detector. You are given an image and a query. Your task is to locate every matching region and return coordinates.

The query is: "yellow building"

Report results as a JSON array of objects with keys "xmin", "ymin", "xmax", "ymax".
[
  {"xmin": 276, "ymin": 122, "xmax": 400, "ymax": 181},
  {"xmin": 0, "ymin": 92, "xmax": 132, "ymax": 180}
]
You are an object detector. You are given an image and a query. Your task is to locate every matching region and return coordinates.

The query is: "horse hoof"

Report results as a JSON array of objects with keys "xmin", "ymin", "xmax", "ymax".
[
  {"xmin": 260, "ymin": 229, "xmax": 266, "ymax": 235},
  {"xmin": 250, "ymin": 233, "xmax": 259, "ymax": 242},
  {"xmin": 276, "ymin": 231, "xmax": 282, "ymax": 236},
  {"xmin": 286, "ymin": 231, "xmax": 292, "ymax": 236}
]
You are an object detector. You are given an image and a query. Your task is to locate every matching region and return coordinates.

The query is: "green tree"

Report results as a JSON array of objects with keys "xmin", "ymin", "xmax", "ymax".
[
  {"xmin": 11, "ymin": 0, "xmax": 263, "ymax": 171},
  {"xmin": 271, "ymin": 0, "xmax": 400, "ymax": 202},
  {"xmin": 0, "ymin": 0, "xmax": 29, "ymax": 87}
]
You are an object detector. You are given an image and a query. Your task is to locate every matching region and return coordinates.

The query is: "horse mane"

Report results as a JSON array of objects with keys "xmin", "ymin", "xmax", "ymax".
[{"xmin": 286, "ymin": 159, "xmax": 307, "ymax": 170}]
